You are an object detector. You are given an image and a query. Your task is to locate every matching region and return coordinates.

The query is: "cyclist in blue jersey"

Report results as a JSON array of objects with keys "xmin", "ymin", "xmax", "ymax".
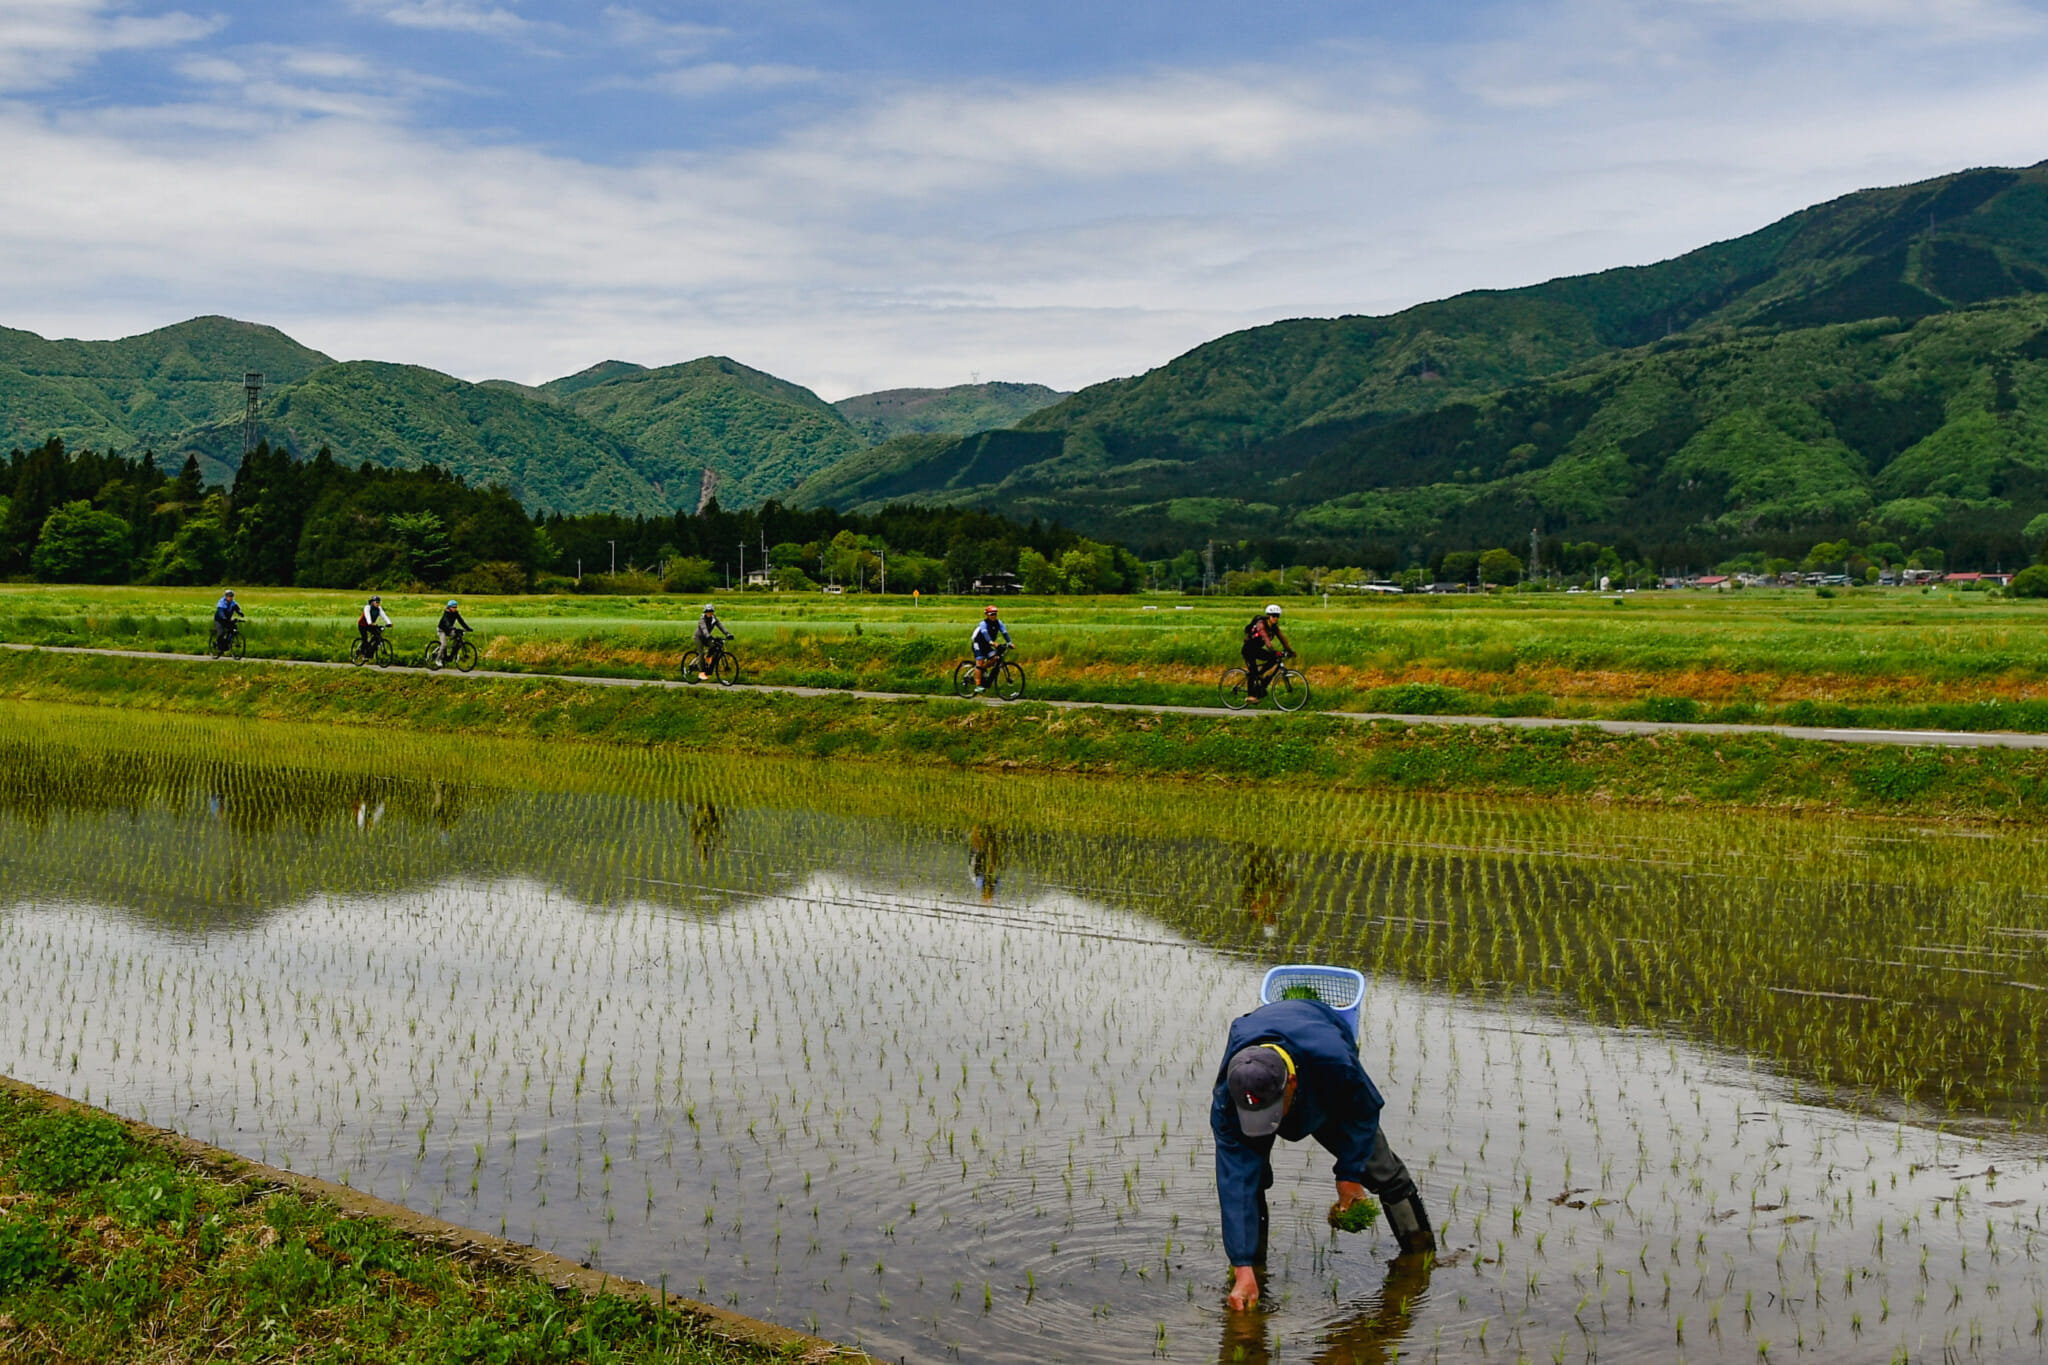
[
  {"xmin": 970, "ymin": 605, "xmax": 1012, "ymax": 695},
  {"xmin": 211, "ymin": 590, "xmax": 245, "ymax": 653}
]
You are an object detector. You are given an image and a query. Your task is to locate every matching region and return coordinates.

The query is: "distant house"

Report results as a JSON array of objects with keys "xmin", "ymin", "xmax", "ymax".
[
  {"xmin": 970, "ymin": 572, "xmax": 1022, "ymax": 595},
  {"xmin": 744, "ymin": 570, "xmax": 774, "ymax": 588},
  {"xmin": 1944, "ymin": 572, "xmax": 1985, "ymax": 586},
  {"xmin": 1693, "ymin": 575, "xmax": 1730, "ymax": 590}
]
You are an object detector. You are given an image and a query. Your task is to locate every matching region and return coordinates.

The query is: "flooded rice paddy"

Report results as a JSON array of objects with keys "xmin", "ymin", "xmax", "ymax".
[{"xmin": 4, "ymin": 704, "xmax": 2048, "ymax": 1363}]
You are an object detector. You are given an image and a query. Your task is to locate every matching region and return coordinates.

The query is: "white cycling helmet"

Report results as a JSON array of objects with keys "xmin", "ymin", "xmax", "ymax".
[{"xmin": 1265, "ymin": 603, "xmax": 1283, "ymax": 616}]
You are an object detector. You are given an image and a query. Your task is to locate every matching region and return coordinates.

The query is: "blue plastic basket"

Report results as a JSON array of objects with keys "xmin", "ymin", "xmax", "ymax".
[{"xmin": 1260, "ymin": 964, "xmax": 1367, "ymax": 1041}]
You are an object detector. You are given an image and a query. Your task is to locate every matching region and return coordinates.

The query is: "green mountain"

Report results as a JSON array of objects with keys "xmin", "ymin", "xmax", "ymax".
[
  {"xmin": 540, "ymin": 356, "xmax": 866, "ymax": 504},
  {"xmin": 793, "ymin": 162, "xmax": 2048, "ymax": 561},
  {"xmin": 0, "ymin": 316, "xmax": 333, "ymax": 455},
  {"xmin": 833, "ymin": 382, "xmax": 1069, "ymax": 442},
  {"xmin": 173, "ymin": 362, "xmax": 697, "ymax": 516}
]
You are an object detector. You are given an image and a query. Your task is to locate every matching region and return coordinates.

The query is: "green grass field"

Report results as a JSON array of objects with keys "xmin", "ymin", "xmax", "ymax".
[{"xmin": 2, "ymin": 583, "xmax": 2045, "ymax": 730}]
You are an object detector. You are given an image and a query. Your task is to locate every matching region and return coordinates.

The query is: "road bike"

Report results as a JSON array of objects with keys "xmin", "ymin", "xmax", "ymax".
[
  {"xmin": 682, "ymin": 641, "xmax": 740, "ymax": 686},
  {"xmin": 349, "ymin": 632, "xmax": 397, "ymax": 668},
  {"xmin": 422, "ymin": 629, "xmax": 479, "ymax": 673},
  {"xmin": 1221, "ymin": 653, "xmax": 1308, "ymax": 712},
  {"xmin": 206, "ymin": 621, "xmax": 246, "ymax": 660},
  {"xmin": 953, "ymin": 643, "xmax": 1025, "ymax": 701}
]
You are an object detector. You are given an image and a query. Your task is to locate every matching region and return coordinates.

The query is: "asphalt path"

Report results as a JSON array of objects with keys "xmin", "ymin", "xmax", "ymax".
[{"xmin": 9, "ymin": 640, "xmax": 2048, "ymax": 750}]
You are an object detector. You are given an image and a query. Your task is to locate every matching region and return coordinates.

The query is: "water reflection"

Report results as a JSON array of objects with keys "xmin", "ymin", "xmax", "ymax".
[{"xmin": 1218, "ymin": 1255, "xmax": 1432, "ymax": 1365}]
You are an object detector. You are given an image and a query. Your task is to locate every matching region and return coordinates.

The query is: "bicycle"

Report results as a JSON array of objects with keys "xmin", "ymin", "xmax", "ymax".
[
  {"xmin": 349, "ymin": 632, "xmax": 397, "ymax": 668},
  {"xmin": 206, "ymin": 621, "xmax": 246, "ymax": 661},
  {"xmin": 953, "ymin": 643, "xmax": 1025, "ymax": 701},
  {"xmin": 422, "ymin": 629, "xmax": 479, "ymax": 673},
  {"xmin": 681, "ymin": 640, "xmax": 740, "ymax": 686},
  {"xmin": 1221, "ymin": 652, "xmax": 1309, "ymax": 712}
]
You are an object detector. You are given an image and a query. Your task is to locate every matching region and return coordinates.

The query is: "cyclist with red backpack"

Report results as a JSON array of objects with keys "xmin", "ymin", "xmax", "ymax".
[{"xmin": 1242, "ymin": 604, "xmax": 1293, "ymax": 699}]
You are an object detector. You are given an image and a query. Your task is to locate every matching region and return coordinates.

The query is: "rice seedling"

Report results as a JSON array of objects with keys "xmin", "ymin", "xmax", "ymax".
[{"xmin": 0, "ymin": 701, "xmax": 2044, "ymax": 1362}]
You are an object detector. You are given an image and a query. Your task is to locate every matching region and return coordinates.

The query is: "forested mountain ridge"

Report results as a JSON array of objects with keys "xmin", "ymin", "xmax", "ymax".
[
  {"xmin": 0, "ymin": 316, "xmax": 334, "ymax": 455},
  {"xmin": 793, "ymin": 162, "xmax": 2048, "ymax": 565},
  {"xmin": 535, "ymin": 356, "xmax": 865, "ymax": 504},
  {"xmin": 834, "ymin": 382, "xmax": 1069, "ymax": 442}
]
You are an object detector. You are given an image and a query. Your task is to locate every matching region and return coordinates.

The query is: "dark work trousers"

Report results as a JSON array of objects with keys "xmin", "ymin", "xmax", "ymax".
[{"xmin": 1249, "ymin": 1131, "xmax": 1425, "ymax": 1261}]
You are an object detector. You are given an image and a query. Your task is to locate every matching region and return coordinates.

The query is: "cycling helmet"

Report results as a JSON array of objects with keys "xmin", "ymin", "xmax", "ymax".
[
  {"xmin": 1265, "ymin": 604, "xmax": 1283, "ymax": 616},
  {"xmin": 369, "ymin": 594, "xmax": 381, "ymax": 603},
  {"xmin": 446, "ymin": 599, "xmax": 459, "ymax": 608},
  {"xmin": 701, "ymin": 604, "xmax": 715, "ymax": 613},
  {"xmin": 223, "ymin": 589, "xmax": 235, "ymax": 597},
  {"xmin": 984, "ymin": 604, "xmax": 1000, "ymax": 616}
]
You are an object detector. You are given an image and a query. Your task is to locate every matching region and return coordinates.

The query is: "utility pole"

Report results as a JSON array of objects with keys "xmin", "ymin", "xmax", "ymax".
[
  {"xmin": 738, "ymin": 542, "xmax": 745, "ymax": 591},
  {"xmin": 608, "ymin": 540, "xmax": 617, "ymax": 576},
  {"xmin": 1530, "ymin": 527, "xmax": 1540, "ymax": 579}
]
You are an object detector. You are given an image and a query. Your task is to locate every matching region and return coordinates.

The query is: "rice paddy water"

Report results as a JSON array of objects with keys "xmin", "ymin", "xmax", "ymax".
[{"xmin": 4, "ymin": 703, "xmax": 2047, "ymax": 1362}]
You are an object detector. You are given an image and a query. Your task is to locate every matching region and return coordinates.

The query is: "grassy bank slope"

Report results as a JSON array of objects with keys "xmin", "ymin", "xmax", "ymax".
[
  {"xmin": 2, "ymin": 649, "xmax": 2043, "ymax": 820},
  {"xmin": 0, "ymin": 1080, "xmax": 833, "ymax": 1364},
  {"xmin": 8, "ymin": 584, "xmax": 2048, "ymax": 733}
]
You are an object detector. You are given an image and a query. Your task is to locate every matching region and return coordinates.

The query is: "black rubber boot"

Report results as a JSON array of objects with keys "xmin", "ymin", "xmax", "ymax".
[{"xmin": 1383, "ymin": 1187, "xmax": 1435, "ymax": 1256}]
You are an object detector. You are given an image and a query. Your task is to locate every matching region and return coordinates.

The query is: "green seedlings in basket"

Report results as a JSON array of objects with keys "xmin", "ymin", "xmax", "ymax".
[
  {"xmin": 1280, "ymin": 985, "xmax": 1322, "ymax": 1002},
  {"xmin": 1328, "ymin": 1196, "xmax": 1381, "ymax": 1233}
]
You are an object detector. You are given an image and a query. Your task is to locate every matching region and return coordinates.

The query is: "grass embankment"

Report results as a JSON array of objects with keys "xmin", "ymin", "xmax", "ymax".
[
  {"xmin": 5, "ymin": 583, "xmax": 2048, "ymax": 730},
  {"xmin": 0, "ymin": 1082, "xmax": 828, "ymax": 1364},
  {"xmin": 3, "ymin": 649, "xmax": 2046, "ymax": 820}
]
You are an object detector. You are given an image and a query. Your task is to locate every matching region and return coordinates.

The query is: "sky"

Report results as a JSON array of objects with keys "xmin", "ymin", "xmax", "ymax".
[{"xmin": 2, "ymin": 0, "xmax": 2048, "ymax": 398}]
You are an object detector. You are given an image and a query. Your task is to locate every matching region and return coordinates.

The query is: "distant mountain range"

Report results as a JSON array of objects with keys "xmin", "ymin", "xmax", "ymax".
[
  {"xmin": 0, "ymin": 323, "xmax": 1064, "ymax": 516},
  {"xmin": 11, "ymin": 161, "xmax": 2048, "ymax": 558},
  {"xmin": 793, "ymin": 162, "xmax": 2048, "ymax": 563}
]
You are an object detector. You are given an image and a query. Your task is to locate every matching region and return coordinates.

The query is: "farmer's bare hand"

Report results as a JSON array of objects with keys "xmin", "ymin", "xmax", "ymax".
[
  {"xmin": 1226, "ymin": 1265, "xmax": 1260, "ymax": 1311},
  {"xmin": 1328, "ymin": 1180, "xmax": 1368, "ymax": 1225}
]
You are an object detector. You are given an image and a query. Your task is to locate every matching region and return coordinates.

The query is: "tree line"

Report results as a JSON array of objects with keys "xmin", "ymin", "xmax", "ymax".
[{"xmin": 0, "ymin": 439, "xmax": 1146, "ymax": 594}]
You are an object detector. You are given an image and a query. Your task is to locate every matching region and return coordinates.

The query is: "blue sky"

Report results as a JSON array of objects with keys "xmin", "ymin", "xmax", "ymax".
[{"xmin": 3, "ymin": 0, "xmax": 2048, "ymax": 396}]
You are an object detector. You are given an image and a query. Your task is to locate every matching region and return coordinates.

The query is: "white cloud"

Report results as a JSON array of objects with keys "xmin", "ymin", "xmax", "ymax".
[
  {"xmin": 599, "ymin": 5, "xmax": 722, "ymax": 60},
  {"xmin": 351, "ymin": 0, "xmax": 529, "ymax": 37},
  {"xmin": 1677, "ymin": 0, "xmax": 2043, "ymax": 38},
  {"xmin": 641, "ymin": 61, "xmax": 817, "ymax": 97},
  {"xmin": 0, "ymin": 0, "xmax": 218, "ymax": 90}
]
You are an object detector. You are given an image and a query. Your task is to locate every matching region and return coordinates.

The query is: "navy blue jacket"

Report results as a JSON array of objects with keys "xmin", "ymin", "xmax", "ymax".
[{"xmin": 1211, "ymin": 998, "xmax": 1383, "ymax": 1266}]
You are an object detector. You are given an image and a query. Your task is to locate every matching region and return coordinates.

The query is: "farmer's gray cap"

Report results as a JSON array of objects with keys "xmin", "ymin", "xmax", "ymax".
[{"xmin": 1226, "ymin": 1045, "xmax": 1291, "ymax": 1137}]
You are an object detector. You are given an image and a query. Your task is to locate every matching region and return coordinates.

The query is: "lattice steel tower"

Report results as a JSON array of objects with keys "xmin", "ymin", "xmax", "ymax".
[{"xmin": 242, "ymin": 373, "xmax": 263, "ymax": 453}]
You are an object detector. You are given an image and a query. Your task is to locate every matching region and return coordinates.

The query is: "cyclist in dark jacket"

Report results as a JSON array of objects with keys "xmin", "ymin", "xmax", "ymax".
[
  {"xmin": 435, "ymin": 599, "xmax": 471, "ymax": 665},
  {"xmin": 358, "ymin": 595, "xmax": 390, "ymax": 652},
  {"xmin": 1241, "ymin": 604, "xmax": 1292, "ymax": 698},
  {"xmin": 694, "ymin": 605, "xmax": 732, "ymax": 680},
  {"xmin": 1213, "ymin": 997, "xmax": 1434, "ymax": 1312}
]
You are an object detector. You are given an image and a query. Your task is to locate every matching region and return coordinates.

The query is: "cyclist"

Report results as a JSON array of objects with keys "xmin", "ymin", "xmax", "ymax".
[
  {"xmin": 970, "ymin": 604, "xmax": 1012, "ymax": 694},
  {"xmin": 434, "ymin": 598, "xmax": 471, "ymax": 666},
  {"xmin": 1242, "ymin": 604, "xmax": 1293, "ymax": 699},
  {"xmin": 357, "ymin": 594, "xmax": 391, "ymax": 655},
  {"xmin": 211, "ymin": 590, "xmax": 245, "ymax": 652},
  {"xmin": 694, "ymin": 604, "xmax": 733, "ymax": 680}
]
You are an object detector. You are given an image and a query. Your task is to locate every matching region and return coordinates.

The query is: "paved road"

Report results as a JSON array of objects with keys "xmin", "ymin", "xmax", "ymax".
[{"xmin": 9, "ymin": 640, "xmax": 2048, "ymax": 751}]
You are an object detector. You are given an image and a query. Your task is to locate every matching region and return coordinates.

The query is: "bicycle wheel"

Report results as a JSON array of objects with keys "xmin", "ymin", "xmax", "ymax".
[
  {"xmin": 996, "ymin": 660, "xmax": 1026, "ymax": 701},
  {"xmin": 1270, "ymin": 668, "xmax": 1309, "ymax": 712},
  {"xmin": 229, "ymin": 630, "xmax": 246, "ymax": 661},
  {"xmin": 712, "ymin": 651, "xmax": 740, "ymax": 686},
  {"xmin": 422, "ymin": 643, "xmax": 442, "ymax": 671},
  {"xmin": 952, "ymin": 661, "xmax": 979, "ymax": 698},
  {"xmin": 349, "ymin": 639, "xmax": 369, "ymax": 667},
  {"xmin": 680, "ymin": 650, "xmax": 702, "ymax": 683},
  {"xmin": 1220, "ymin": 667, "xmax": 1251, "ymax": 710},
  {"xmin": 374, "ymin": 638, "xmax": 396, "ymax": 668},
  {"xmin": 453, "ymin": 639, "xmax": 478, "ymax": 673}
]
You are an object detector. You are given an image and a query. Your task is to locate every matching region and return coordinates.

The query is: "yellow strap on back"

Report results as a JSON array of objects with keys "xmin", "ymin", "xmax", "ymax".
[{"xmin": 1262, "ymin": 1043, "xmax": 1296, "ymax": 1079}]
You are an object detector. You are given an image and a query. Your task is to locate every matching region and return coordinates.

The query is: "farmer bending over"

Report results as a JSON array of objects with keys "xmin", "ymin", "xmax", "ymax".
[{"xmin": 1214, "ymin": 994, "xmax": 1435, "ymax": 1312}]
